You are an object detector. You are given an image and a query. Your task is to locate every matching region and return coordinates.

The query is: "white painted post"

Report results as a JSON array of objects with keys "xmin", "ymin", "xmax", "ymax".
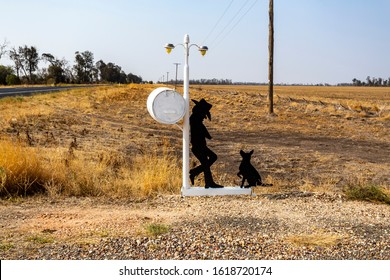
[{"xmin": 182, "ymin": 34, "xmax": 190, "ymax": 191}]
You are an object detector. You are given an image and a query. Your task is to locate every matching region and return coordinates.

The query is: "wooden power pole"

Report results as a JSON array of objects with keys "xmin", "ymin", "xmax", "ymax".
[{"xmin": 268, "ymin": 0, "xmax": 274, "ymax": 114}]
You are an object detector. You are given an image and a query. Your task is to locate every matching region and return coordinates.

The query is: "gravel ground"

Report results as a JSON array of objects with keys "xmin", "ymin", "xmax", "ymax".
[{"xmin": 1, "ymin": 193, "xmax": 389, "ymax": 260}]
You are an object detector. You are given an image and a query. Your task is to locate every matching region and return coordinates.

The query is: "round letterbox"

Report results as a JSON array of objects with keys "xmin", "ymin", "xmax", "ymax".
[{"xmin": 147, "ymin": 87, "xmax": 186, "ymax": 124}]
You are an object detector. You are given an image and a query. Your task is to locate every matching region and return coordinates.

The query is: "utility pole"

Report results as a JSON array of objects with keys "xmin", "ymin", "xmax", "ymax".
[
  {"xmin": 166, "ymin": 72, "xmax": 169, "ymax": 85},
  {"xmin": 173, "ymin": 63, "xmax": 180, "ymax": 90},
  {"xmin": 268, "ymin": 0, "xmax": 274, "ymax": 114}
]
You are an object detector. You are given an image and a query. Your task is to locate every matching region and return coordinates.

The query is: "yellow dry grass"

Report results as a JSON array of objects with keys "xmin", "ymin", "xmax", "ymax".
[
  {"xmin": 0, "ymin": 84, "xmax": 182, "ymax": 198},
  {"xmin": 1, "ymin": 84, "xmax": 389, "ymax": 198},
  {"xmin": 0, "ymin": 136, "xmax": 181, "ymax": 198},
  {"xmin": 0, "ymin": 139, "xmax": 48, "ymax": 196},
  {"xmin": 285, "ymin": 232, "xmax": 345, "ymax": 248}
]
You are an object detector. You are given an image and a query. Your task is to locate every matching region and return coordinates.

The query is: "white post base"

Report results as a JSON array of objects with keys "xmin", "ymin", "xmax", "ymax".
[{"xmin": 181, "ymin": 186, "xmax": 254, "ymax": 197}]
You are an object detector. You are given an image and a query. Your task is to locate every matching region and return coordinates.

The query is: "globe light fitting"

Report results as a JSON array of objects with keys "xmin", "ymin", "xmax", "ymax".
[
  {"xmin": 199, "ymin": 46, "xmax": 208, "ymax": 56},
  {"xmin": 165, "ymin": 43, "xmax": 208, "ymax": 56},
  {"xmin": 165, "ymin": 43, "xmax": 175, "ymax": 54}
]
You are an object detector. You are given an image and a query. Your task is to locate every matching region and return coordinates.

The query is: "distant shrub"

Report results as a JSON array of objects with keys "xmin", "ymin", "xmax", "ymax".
[
  {"xmin": 0, "ymin": 66, "xmax": 14, "ymax": 85},
  {"xmin": 46, "ymin": 77, "xmax": 56, "ymax": 85},
  {"xmin": 6, "ymin": 74, "xmax": 21, "ymax": 85}
]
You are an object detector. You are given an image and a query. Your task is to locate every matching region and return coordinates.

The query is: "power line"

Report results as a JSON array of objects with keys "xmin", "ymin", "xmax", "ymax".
[
  {"xmin": 208, "ymin": 0, "xmax": 251, "ymax": 47},
  {"xmin": 202, "ymin": 0, "xmax": 235, "ymax": 45},
  {"xmin": 213, "ymin": 0, "xmax": 259, "ymax": 49}
]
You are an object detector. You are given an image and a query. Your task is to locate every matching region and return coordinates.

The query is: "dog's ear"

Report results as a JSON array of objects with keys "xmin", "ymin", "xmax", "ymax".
[
  {"xmin": 240, "ymin": 150, "xmax": 245, "ymax": 157},
  {"xmin": 249, "ymin": 150, "xmax": 254, "ymax": 155}
]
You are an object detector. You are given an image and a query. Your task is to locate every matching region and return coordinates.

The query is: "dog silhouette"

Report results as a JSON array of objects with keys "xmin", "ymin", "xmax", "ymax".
[{"xmin": 237, "ymin": 150, "xmax": 272, "ymax": 188}]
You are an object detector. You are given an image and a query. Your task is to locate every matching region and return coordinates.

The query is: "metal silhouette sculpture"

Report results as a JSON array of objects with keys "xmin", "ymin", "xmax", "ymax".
[
  {"xmin": 189, "ymin": 99, "xmax": 224, "ymax": 188},
  {"xmin": 237, "ymin": 150, "xmax": 273, "ymax": 188}
]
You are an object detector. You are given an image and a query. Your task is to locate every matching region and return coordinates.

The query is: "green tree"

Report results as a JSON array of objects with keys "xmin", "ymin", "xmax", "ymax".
[
  {"xmin": 73, "ymin": 50, "xmax": 96, "ymax": 83},
  {"xmin": 9, "ymin": 45, "xmax": 40, "ymax": 83},
  {"xmin": 366, "ymin": 76, "xmax": 372, "ymax": 86},
  {"xmin": 9, "ymin": 47, "xmax": 23, "ymax": 78},
  {"xmin": 0, "ymin": 65, "xmax": 14, "ymax": 85},
  {"xmin": 96, "ymin": 60, "xmax": 126, "ymax": 83},
  {"xmin": 6, "ymin": 74, "xmax": 20, "ymax": 85},
  {"xmin": 127, "ymin": 73, "xmax": 142, "ymax": 84},
  {"xmin": 41, "ymin": 53, "xmax": 56, "ymax": 65},
  {"xmin": 21, "ymin": 45, "xmax": 39, "ymax": 82},
  {"xmin": 42, "ymin": 53, "xmax": 67, "ymax": 84}
]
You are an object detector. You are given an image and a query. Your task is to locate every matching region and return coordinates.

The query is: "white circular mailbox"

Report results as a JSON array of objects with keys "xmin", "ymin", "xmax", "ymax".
[{"xmin": 147, "ymin": 87, "xmax": 186, "ymax": 124}]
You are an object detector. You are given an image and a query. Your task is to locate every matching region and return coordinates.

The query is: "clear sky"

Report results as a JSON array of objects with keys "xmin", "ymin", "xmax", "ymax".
[{"xmin": 1, "ymin": 0, "xmax": 390, "ymax": 84}]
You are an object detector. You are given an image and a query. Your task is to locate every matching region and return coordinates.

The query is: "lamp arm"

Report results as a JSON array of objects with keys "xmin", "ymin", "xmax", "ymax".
[{"xmin": 189, "ymin": 44, "xmax": 200, "ymax": 49}]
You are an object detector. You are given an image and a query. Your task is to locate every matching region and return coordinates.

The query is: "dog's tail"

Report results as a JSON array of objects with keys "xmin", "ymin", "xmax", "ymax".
[
  {"xmin": 259, "ymin": 183, "xmax": 273, "ymax": 187},
  {"xmin": 255, "ymin": 179, "xmax": 273, "ymax": 187}
]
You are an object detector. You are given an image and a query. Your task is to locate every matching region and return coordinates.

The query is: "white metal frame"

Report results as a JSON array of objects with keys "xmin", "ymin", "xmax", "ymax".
[{"xmin": 167, "ymin": 34, "xmax": 253, "ymax": 197}]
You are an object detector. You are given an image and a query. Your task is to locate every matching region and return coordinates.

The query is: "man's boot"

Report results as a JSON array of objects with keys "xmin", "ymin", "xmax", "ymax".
[{"xmin": 204, "ymin": 170, "xmax": 223, "ymax": 188}]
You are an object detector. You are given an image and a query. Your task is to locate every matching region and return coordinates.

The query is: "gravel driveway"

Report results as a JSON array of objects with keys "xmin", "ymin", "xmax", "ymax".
[{"xmin": 1, "ymin": 193, "xmax": 389, "ymax": 260}]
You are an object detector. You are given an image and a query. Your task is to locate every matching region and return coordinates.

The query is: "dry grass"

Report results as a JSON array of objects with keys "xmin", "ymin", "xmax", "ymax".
[
  {"xmin": 144, "ymin": 223, "xmax": 171, "ymax": 237},
  {"xmin": 51, "ymin": 140, "xmax": 180, "ymax": 198},
  {"xmin": 344, "ymin": 184, "xmax": 390, "ymax": 205},
  {"xmin": 125, "ymin": 144, "xmax": 181, "ymax": 198},
  {"xmin": 0, "ymin": 136, "xmax": 181, "ymax": 199},
  {"xmin": 0, "ymin": 139, "xmax": 48, "ymax": 196},
  {"xmin": 285, "ymin": 232, "xmax": 344, "ymax": 248},
  {"xmin": 0, "ymin": 84, "xmax": 182, "ymax": 199},
  {"xmin": 1, "ymin": 84, "xmax": 389, "ymax": 199}
]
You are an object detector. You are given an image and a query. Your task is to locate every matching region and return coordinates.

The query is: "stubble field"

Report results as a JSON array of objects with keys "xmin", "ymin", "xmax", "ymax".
[{"xmin": 0, "ymin": 84, "xmax": 389, "ymax": 259}]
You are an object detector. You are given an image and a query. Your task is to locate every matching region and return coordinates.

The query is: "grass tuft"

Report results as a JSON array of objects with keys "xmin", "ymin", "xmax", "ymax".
[
  {"xmin": 0, "ymin": 242, "xmax": 15, "ymax": 251},
  {"xmin": 286, "ymin": 233, "xmax": 343, "ymax": 248},
  {"xmin": 344, "ymin": 185, "xmax": 390, "ymax": 205},
  {"xmin": 26, "ymin": 235, "xmax": 54, "ymax": 244},
  {"xmin": 145, "ymin": 223, "xmax": 170, "ymax": 237}
]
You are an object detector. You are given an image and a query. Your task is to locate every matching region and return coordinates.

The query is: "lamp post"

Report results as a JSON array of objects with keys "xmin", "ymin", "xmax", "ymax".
[
  {"xmin": 173, "ymin": 62, "xmax": 180, "ymax": 90},
  {"xmin": 165, "ymin": 34, "xmax": 208, "ymax": 192}
]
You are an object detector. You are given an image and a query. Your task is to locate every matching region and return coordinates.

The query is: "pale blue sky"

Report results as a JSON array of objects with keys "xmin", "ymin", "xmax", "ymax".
[{"xmin": 1, "ymin": 0, "xmax": 390, "ymax": 84}]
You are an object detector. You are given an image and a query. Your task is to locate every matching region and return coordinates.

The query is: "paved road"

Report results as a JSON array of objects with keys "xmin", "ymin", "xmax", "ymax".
[{"xmin": 0, "ymin": 86, "xmax": 90, "ymax": 99}]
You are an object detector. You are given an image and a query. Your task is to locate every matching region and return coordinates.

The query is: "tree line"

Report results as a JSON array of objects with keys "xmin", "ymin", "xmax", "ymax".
[
  {"xmin": 163, "ymin": 78, "xmax": 233, "ymax": 85},
  {"xmin": 0, "ymin": 40, "xmax": 143, "ymax": 85},
  {"xmin": 351, "ymin": 76, "xmax": 390, "ymax": 87}
]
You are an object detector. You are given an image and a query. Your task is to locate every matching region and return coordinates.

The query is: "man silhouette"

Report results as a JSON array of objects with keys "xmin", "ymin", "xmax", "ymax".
[{"xmin": 189, "ymin": 98, "xmax": 223, "ymax": 188}]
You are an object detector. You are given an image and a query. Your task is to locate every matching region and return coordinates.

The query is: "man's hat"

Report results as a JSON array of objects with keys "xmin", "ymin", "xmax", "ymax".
[{"xmin": 192, "ymin": 98, "xmax": 212, "ymax": 120}]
